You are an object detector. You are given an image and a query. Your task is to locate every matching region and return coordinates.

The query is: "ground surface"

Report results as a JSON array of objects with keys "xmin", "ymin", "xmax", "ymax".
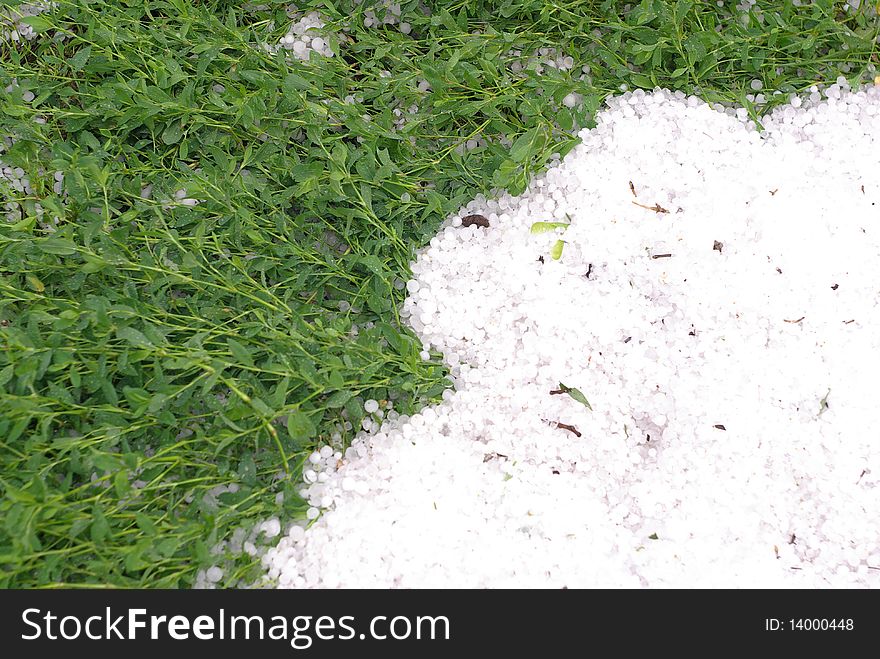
[{"xmin": 1, "ymin": 0, "xmax": 878, "ymax": 587}]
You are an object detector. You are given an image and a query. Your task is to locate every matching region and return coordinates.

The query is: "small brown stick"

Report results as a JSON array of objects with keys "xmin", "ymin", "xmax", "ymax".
[
  {"xmin": 770, "ymin": 189, "xmax": 778, "ymax": 196},
  {"xmin": 783, "ymin": 316, "xmax": 805, "ymax": 324},
  {"xmin": 651, "ymin": 253, "xmax": 672, "ymax": 259},
  {"xmin": 628, "ymin": 180, "xmax": 636, "ymax": 196},
  {"xmin": 549, "ymin": 389, "xmax": 566, "ymax": 395},
  {"xmin": 632, "ymin": 200, "xmax": 669, "ymax": 213},
  {"xmin": 552, "ymin": 421, "xmax": 581, "ymax": 437}
]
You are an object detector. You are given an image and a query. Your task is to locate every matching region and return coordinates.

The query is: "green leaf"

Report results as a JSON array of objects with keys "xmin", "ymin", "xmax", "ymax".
[
  {"xmin": 116, "ymin": 326, "xmax": 154, "ymax": 349},
  {"xmin": 122, "ymin": 386, "xmax": 151, "ymax": 408},
  {"xmin": 286, "ymin": 410, "xmax": 317, "ymax": 442},
  {"xmin": 124, "ymin": 544, "xmax": 148, "ymax": 573},
  {"xmin": 157, "ymin": 537, "xmax": 181, "ymax": 558},
  {"xmin": 674, "ymin": 0, "xmax": 695, "ymax": 23},
  {"xmin": 509, "ymin": 127, "xmax": 542, "ymax": 162},
  {"xmin": 284, "ymin": 73, "xmax": 310, "ymax": 91},
  {"xmin": 557, "ymin": 382, "xmax": 592, "ymax": 410},
  {"xmin": 550, "ymin": 239, "xmax": 565, "ymax": 261},
  {"xmin": 3, "ymin": 484, "xmax": 36, "ymax": 504},
  {"xmin": 492, "ymin": 158, "xmax": 518, "ymax": 189},
  {"xmin": 238, "ymin": 453, "xmax": 257, "ymax": 485},
  {"xmin": 270, "ymin": 376, "xmax": 291, "ymax": 410},
  {"xmin": 325, "ymin": 389, "xmax": 354, "ymax": 408},
  {"xmin": 530, "ymin": 221, "xmax": 570, "ymax": 234},
  {"xmin": 327, "ymin": 367, "xmax": 345, "ymax": 389},
  {"xmin": 20, "ymin": 15, "xmax": 53, "ymax": 32},
  {"xmin": 113, "ymin": 471, "xmax": 130, "ymax": 497},
  {"xmin": 38, "ymin": 237, "xmax": 78, "ymax": 255},
  {"xmin": 69, "ymin": 518, "xmax": 91, "ymax": 539},
  {"xmin": 358, "ymin": 255, "xmax": 385, "ymax": 276},
  {"xmin": 161, "ymin": 121, "xmax": 183, "ymax": 145},
  {"xmin": 331, "ymin": 141, "xmax": 348, "ymax": 169},
  {"xmin": 26, "ymin": 275, "xmax": 45, "ymax": 292},
  {"xmin": 248, "ymin": 397, "xmax": 270, "ymax": 416},
  {"xmin": 69, "ymin": 46, "xmax": 92, "ymax": 72},
  {"xmin": 135, "ymin": 513, "xmax": 158, "ymax": 536},
  {"xmin": 226, "ymin": 338, "xmax": 255, "ymax": 367},
  {"xmin": 0, "ymin": 365, "xmax": 14, "ymax": 388},
  {"xmin": 90, "ymin": 507, "xmax": 111, "ymax": 544}
]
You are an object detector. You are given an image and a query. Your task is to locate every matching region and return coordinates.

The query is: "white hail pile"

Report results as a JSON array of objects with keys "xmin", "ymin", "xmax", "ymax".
[
  {"xmin": 266, "ymin": 10, "xmax": 336, "ymax": 60},
  {"xmin": 0, "ymin": 1, "xmax": 55, "ymax": 42},
  {"xmin": 1, "ymin": 80, "xmax": 59, "ymax": 226},
  {"xmin": 356, "ymin": 0, "xmax": 432, "ymax": 34},
  {"xmin": 2, "ymin": 9, "xmax": 64, "ymax": 227},
  {"xmin": 261, "ymin": 83, "xmax": 880, "ymax": 589}
]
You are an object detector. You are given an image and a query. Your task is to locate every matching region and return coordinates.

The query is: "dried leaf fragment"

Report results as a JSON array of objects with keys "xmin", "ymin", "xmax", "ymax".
[{"xmin": 461, "ymin": 214, "xmax": 490, "ymax": 228}]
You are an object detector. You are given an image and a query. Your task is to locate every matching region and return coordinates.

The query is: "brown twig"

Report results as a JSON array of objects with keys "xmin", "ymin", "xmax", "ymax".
[
  {"xmin": 544, "ymin": 419, "xmax": 581, "ymax": 437},
  {"xmin": 632, "ymin": 200, "xmax": 669, "ymax": 213},
  {"xmin": 783, "ymin": 316, "xmax": 805, "ymax": 324}
]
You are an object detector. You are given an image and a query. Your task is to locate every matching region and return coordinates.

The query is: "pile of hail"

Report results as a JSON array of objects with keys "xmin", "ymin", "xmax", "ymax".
[
  {"xmin": 265, "ymin": 9, "xmax": 336, "ymax": 61},
  {"xmin": 259, "ymin": 82, "xmax": 880, "ymax": 588},
  {"xmin": 0, "ymin": 1, "xmax": 55, "ymax": 42}
]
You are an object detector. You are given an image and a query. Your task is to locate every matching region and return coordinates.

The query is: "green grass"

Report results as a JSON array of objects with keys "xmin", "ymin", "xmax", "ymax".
[{"xmin": 1, "ymin": 0, "xmax": 877, "ymax": 587}]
